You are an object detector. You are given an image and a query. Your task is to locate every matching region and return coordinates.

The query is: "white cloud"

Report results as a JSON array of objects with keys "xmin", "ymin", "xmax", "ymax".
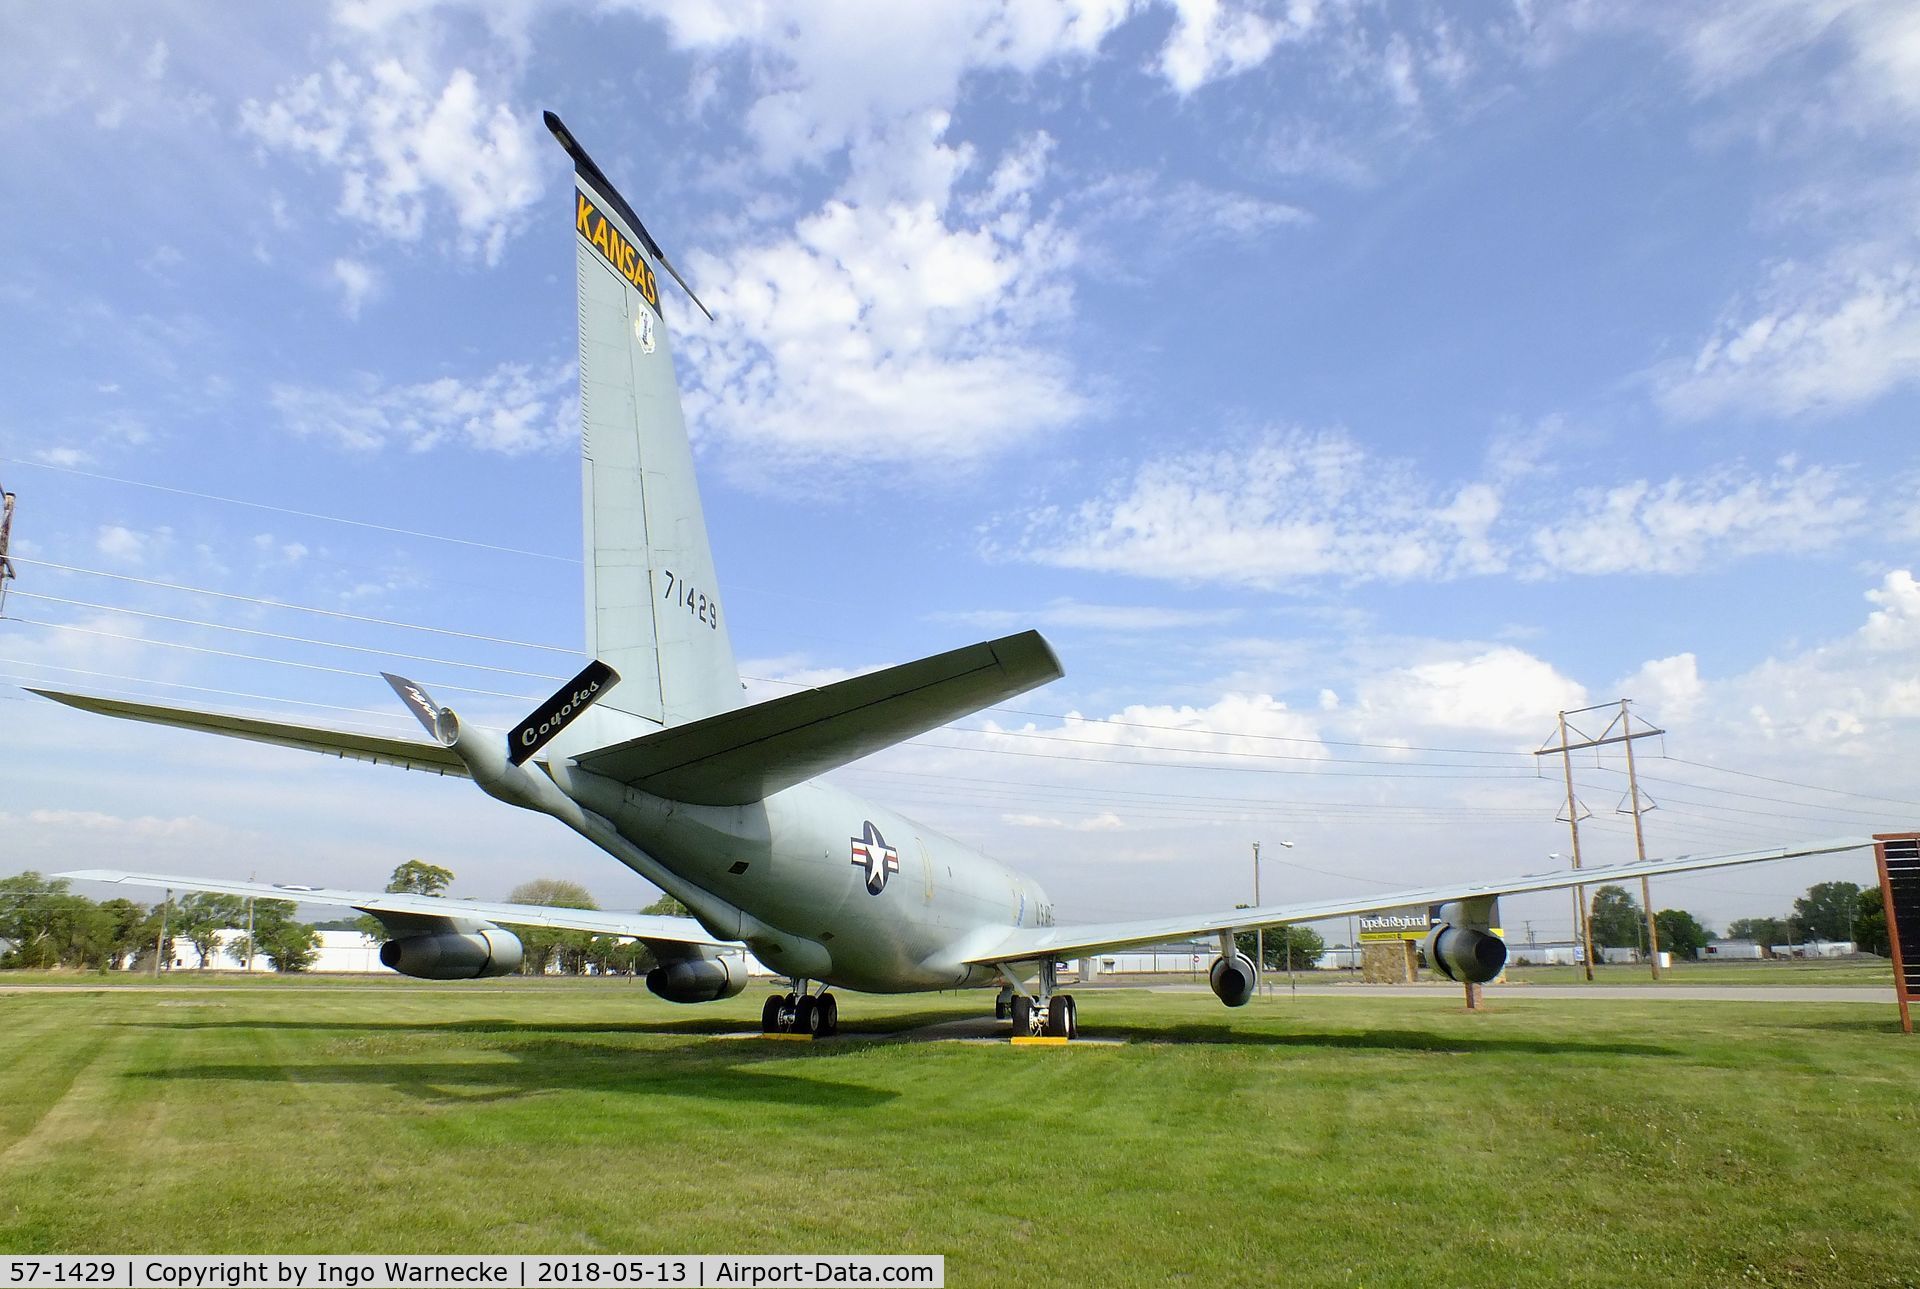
[
  {"xmin": 1528, "ymin": 462, "xmax": 1863, "ymax": 576},
  {"xmin": 33, "ymin": 446, "xmax": 91, "ymax": 468},
  {"xmin": 1354, "ymin": 647, "xmax": 1588, "ymax": 737},
  {"xmin": 982, "ymin": 692, "xmax": 1328, "ymax": 765},
  {"xmin": 1003, "ymin": 811, "xmax": 1129, "ymax": 831},
  {"xmin": 1862, "ymin": 569, "xmax": 1920, "ymax": 650},
  {"xmin": 1014, "ymin": 435, "xmax": 1867, "ymax": 588},
  {"xmin": 1158, "ymin": 0, "xmax": 1300, "ymax": 95},
  {"xmin": 241, "ymin": 60, "xmax": 542, "ymax": 265},
  {"xmin": 94, "ymin": 524, "xmax": 168, "ymax": 566},
  {"xmin": 627, "ymin": 1, "xmax": 1133, "ymax": 171},
  {"xmin": 1614, "ymin": 653, "xmax": 1705, "ymax": 724},
  {"xmin": 681, "ymin": 117, "xmax": 1088, "ymax": 468},
  {"xmin": 1655, "ymin": 257, "xmax": 1920, "ymax": 420},
  {"xmin": 331, "ymin": 257, "xmax": 382, "ymax": 319},
  {"xmin": 938, "ymin": 600, "xmax": 1240, "ymax": 632},
  {"xmin": 1013, "ymin": 428, "xmax": 1507, "ymax": 588},
  {"xmin": 271, "ymin": 359, "xmax": 575, "ymax": 454}
]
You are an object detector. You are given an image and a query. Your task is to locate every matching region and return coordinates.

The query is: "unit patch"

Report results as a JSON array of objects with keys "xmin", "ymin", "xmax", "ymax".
[
  {"xmin": 851, "ymin": 821, "xmax": 900, "ymax": 895},
  {"xmin": 576, "ymin": 189, "xmax": 660, "ymax": 315}
]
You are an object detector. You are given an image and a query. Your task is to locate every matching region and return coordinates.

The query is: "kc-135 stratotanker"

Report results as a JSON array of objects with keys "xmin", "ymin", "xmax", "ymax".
[{"xmin": 40, "ymin": 113, "xmax": 1877, "ymax": 1039}]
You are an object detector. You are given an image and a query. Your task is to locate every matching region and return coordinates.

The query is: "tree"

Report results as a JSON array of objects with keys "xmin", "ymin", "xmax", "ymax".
[
  {"xmin": 174, "ymin": 893, "xmax": 246, "ymax": 969},
  {"xmin": 357, "ymin": 860, "xmax": 459, "ymax": 943},
  {"xmin": 1654, "ymin": 909, "xmax": 1712, "ymax": 960},
  {"xmin": 1793, "ymin": 881, "xmax": 1862, "ymax": 942},
  {"xmin": 387, "ymin": 860, "xmax": 455, "ymax": 896},
  {"xmin": 507, "ymin": 879, "xmax": 598, "ymax": 975},
  {"xmin": 1233, "ymin": 917, "xmax": 1326, "ymax": 971},
  {"xmin": 97, "ymin": 898, "xmax": 151, "ymax": 970},
  {"xmin": 251, "ymin": 899, "xmax": 319, "ymax": 972},
  {"xmin": 1586, "ymin": 885, "xmax": 1645, "ymax": 949},
  {"xmin": 0, "ymin": 872, "xmax": 111, "ymax": 970},
  {"xmin": 642, "ymin": 893, "xmax": 689, "ymax": 917},
  {"xmin": 1855, "ymin": 887, "xmax": 1890, "ymax": 957},
  {"xmin": 1728, "ymin": 916, "xmax": 1790, "ymax": 947}
]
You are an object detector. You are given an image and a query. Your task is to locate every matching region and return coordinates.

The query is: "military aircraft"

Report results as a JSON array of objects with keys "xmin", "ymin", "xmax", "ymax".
[{"xmin": 40, "ymin": 113, "xmax": 1878, "ymax": 1039}]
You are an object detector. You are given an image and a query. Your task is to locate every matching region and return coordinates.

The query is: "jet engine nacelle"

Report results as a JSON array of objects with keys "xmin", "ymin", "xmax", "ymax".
[
  {"xmin": 1422, "ymin": 900, "xmax": 1507, "ymax": 983},
  {"xmin": 380, "ymin": 928, "xmax": 523, "ymax": 980},
  {"xmin": 1208, "ymin": 951, "xmax": 1259, "ymax": 1007},
  {"xmin": 646, "ymin": 954, "xmax": 750, "ymax": 1004}
]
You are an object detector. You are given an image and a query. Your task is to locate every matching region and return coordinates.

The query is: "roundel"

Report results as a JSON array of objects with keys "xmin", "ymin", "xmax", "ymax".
[{"xmin": 850, "ymin": 821, "xmax": 901, "ymax": 895}]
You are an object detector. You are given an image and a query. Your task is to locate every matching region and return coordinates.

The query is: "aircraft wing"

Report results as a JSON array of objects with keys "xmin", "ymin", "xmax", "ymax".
[
  {"xmin": 31, "ymin": 689, "xmax": 469, "ymax": 777},
  {"xmin": 961, "ymin": 836, "xmax": 1874, "ymax": 965},
  {"xmin": 57, "ymin": 869, "xmax": 737, "ymax": 947}
]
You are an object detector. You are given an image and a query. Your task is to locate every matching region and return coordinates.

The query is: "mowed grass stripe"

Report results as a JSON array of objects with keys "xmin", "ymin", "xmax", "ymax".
[{"xmin": 0, "ymin": 982, "xmax": 1916, "ymax": 1285}]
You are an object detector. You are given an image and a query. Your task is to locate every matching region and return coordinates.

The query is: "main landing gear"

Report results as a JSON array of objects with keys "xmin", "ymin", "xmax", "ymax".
[
  {"xmin": 996, "ymin": 966, "xmax": 1080, "ymax": 1039},
  {"xmin": 761, "ymin": 980, "xmax": 838, "ymax": 1037}
]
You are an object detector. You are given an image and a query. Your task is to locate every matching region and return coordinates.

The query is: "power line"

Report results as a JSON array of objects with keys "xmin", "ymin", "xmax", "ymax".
[
  {"xmin": 0, "ymin": 456, "xmax": 575, "ymax": 562},
  {"xmin": 1659, "ymin": 754, "xmax": 1920, "ymax": 810},
  {"xmin": 8, "ymin": 557, "xmax": 579, "ymax": 653},
  {"xmin": 0, "ymin": 656, "xmax": 415, "ymax": 727},
  {"xmin": 9, "ymin": 592, "xmax": 569, "ymax": 680},
  {"xmin": 5, "ymin": 617, "xmax": 540, "ymax": 703}
]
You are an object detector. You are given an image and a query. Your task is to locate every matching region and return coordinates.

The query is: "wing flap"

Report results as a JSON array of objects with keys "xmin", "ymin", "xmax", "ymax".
[
  {"xmin": 31, "ymin": 689, "xmax": 468, "ymax": 777},
  {"xmin": 573, "ymin": 630, "xmax": 1063, "ymax": 805},
  {"xmin": 963, "ymin": 836, "xmax": 1875, "ymax": 965},
  {"xmin": 57, "ymin": 869, "xmax": 736, "ymax": 947}
]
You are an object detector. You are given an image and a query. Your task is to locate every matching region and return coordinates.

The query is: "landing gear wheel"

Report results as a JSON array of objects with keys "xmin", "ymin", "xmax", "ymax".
[
  {"xmin": 994, "ymin": 988, "xmax": 1012, "ymax": 1021},
  {"xmin": 761, "ymin": 995, "xmax": 783, "ymax": 1034},
  {"xmin": 1011, "ymin": 996, "xmax": 1034, "ymax": 1035},
  {"xmin": 816, "ymin": 993, "xmax": 838, "ymax": 1037},
  {"xmin": 794, "ymin": 995, "xmax": 818, "ymax": 1035},
  {"xmin": 1044, "ymin": 993, "xmax": 1077, "ymax": 1039}
]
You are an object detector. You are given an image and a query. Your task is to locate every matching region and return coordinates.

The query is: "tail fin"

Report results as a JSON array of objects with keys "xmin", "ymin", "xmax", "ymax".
[{"xmin": 546, "ymin": 112, "xmax": 740, "ymax": 744}]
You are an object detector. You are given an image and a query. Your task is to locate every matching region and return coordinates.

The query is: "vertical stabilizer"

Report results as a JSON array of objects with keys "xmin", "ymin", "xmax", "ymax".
[{"xmin": 546, "ymin": 113, "xmax": 741, "ymax": 745}]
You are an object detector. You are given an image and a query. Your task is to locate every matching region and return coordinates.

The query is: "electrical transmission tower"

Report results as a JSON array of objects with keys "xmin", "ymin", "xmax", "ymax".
[{"xmin": 1536, "ymin": 700, "xmax": 1666, "ymax": 980}]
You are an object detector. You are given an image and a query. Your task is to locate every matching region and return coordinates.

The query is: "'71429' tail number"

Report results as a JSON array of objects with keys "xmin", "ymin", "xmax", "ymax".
[{"xmin": 660, "ymin": 569, "xmax": 718, "ymax": 630}]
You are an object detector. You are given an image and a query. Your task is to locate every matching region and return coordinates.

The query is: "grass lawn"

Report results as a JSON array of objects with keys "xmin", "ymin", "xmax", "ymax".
[
  {"xmin": 0, "ymin": 978, "xmax": 1914, "ymax": 1286},
  {"xmin": 1499, "ymin": 957, "xmax": 1896, "ymax": 987}
]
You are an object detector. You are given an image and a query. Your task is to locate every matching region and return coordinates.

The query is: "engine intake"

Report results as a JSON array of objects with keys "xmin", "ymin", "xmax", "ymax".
[
  {"xmin": 647, "ymin": 954, "xmax": 749, "ymax": 1004},
  {"xmin": 1422, "ymin": 915, "xmax": 1507, "ymax": 983},
  {"xmin": 380, "ymin": 928, "xmax": 523, "ymax": 980},
  {"xmin": 1208, "ymin": 951, "xmax": 1258, "ymax": 1007}
]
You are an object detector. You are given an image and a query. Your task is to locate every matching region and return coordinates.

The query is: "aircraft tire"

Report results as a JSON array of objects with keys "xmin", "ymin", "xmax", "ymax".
[
  {"xmin": 1011, "ymin": 996, "xmax": 1033, "ymax": 1035},
  {"xmin": 1044, "ymin": 994, "xmax": 1076, "ymax": 1039},
  {"xmin": 795, "ymin": 994, "xmax": 819, "ymax": 1036},
  {"xmin": 818, "ymin": 993, "xmax": 838, "ymax": 1037},
  {"xmin": 994, "ymin": 988, "xmax": 1011, "ymax": 1020},
  {"xmin": 1059, "ymin": 993, "xmax": 1078, "ymax": 1039},
  {"xmin": 761, "ymin": 995, "xmax": 783, "ymax": 1033}
]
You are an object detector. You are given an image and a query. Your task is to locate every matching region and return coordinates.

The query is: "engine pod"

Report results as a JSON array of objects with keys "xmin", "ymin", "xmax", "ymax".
[
  {"xmin": 1208, "ymin": 951, "xmax": 1258, "ymax": 1007},
  {"xmin": 380, "ymin": 928, "xmax": 523, "ymax": 980}
]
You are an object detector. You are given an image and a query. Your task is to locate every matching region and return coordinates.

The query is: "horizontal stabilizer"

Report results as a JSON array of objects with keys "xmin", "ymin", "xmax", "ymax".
[
  {"xmin": 572, "ymin": 630, "xmax": 1064, "ymax": 805},
  {"xmin": 31, "ymin": 690, "xmax": 467, "ymax": 777}
]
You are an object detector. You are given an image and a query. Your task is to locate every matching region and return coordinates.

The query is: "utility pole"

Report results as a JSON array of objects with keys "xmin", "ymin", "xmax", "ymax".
[
  {"xmin": 1252, "ymin": 841, "xmax": 1262, "ymax": 997},
  {"xmin": 1618, "ymin": 698, "xmax": 1663, "ymax": 978},
  {"xmin": 0, "ymin": 486, "xmax": 16, "ymax": 616},
  {"xmin": 153, "ymin": 889, "xmax": 171, "ymax": 977},
  {"xmin": 1536, "ymin": 702, "xmax": 1667, "ymax": 981},
  {"xmin": 1541, "ymin": 712, "xmax": 1596, "ymax": 981}
]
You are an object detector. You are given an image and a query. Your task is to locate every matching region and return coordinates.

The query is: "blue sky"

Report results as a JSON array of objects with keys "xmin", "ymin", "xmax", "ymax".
[{"xmin": 3, "ymin": 0, "xmax": 1918, "ymax": 943}]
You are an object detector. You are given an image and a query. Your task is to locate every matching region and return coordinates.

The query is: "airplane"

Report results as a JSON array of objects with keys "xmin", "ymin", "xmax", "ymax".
[{"xmin": 35, "ymin": 112, "xmax": 1883, "ymax": 1041}]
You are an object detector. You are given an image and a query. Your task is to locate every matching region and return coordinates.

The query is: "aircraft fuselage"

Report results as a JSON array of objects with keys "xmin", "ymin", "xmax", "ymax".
[{"xmin": 553, "ymin": 765, "xmax": 1054, "ymax": 992}]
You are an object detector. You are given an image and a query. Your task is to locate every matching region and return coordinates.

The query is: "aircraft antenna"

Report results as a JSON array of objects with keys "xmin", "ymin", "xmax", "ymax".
[{"xmin": 543, "ymin": 110, "xmax": 716, "ymax": 323}]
